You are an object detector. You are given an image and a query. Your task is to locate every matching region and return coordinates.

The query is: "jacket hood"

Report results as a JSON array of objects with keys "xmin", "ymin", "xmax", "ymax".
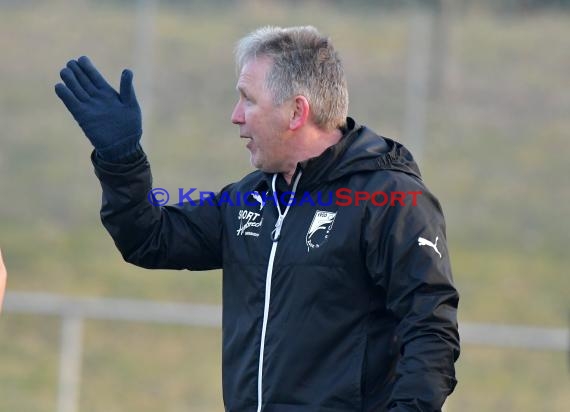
[
  {"xmin": 295, "ymin": 117, "xmax": 422, "ymax": 190},
  {"xmin": 252, "ymin": 117, "xmax": 422, "ymax": 193}
]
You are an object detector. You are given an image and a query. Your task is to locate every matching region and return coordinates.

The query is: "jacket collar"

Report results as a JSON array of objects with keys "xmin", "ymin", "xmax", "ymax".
[{"xmin": 248, "ymin": 116, "xmax": 421, "ymax": 193}]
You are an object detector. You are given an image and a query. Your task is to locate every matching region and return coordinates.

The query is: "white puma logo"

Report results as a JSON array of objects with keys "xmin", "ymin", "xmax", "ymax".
[{"xmin": 418, "ymin": 236, "xmax": 442, "ymax": 259}]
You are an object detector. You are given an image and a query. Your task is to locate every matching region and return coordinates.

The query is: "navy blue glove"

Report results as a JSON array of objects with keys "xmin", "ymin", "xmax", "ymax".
[{"xmin": 55, "ymin": 56, "xmax": 142, "ymax": 162}]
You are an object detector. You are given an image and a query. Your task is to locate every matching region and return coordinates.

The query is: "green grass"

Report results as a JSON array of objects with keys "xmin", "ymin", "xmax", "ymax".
[
  {"xmin": 0, "ymin": 315, "xmax": 59, "ymax": 412},
  {"xmin": 448, "ymin": 345, "xmax": 569, "ymax": 412},
  {"xmin": 0, "ymin": 2, "xmax": 569, "ymax": 411},
  {"xmin": 80, "ymin": 321, "xmax": 223, "ymax": 412}
]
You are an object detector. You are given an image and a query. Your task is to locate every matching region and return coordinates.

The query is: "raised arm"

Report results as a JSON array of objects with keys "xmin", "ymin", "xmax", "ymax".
[
  {"xmin": 92, "ymin": 152, "xmax": 224, "ymax": 270},
  {"xmin": 55, "ymin": 57, "xmax": 223, "ymax": 270}
]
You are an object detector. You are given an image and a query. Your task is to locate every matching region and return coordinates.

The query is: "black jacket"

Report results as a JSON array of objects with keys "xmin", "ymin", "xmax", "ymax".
[{"xmin": 92, "ymin": 118, "xmax": 459, "ymax": 412}]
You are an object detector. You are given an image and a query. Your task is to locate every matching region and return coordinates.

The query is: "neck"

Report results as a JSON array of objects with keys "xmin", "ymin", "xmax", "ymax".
[{"xmin": 282, "ymin": 127, "xmax": 343, "ymax": 185}]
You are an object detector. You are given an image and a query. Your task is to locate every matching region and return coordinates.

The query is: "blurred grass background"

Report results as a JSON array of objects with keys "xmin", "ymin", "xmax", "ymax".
[{"xmin": 0, "ymin": 0, "xmax": 568, "ymax": 411}]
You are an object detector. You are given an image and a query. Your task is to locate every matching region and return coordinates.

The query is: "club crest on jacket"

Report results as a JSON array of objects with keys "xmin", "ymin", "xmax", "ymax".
[{"xmin": 306, "ymin": 210, "xmax": 337, "ymax": 252}]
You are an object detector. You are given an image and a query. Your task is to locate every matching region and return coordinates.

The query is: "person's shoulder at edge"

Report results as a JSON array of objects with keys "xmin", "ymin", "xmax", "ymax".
[{"xmin": 0, "ymin": 248, "xmax": 7, "ymax": 314}]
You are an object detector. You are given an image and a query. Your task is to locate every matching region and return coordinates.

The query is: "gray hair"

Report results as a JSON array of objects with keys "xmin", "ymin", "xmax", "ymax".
[{"xmin": 235, "ymin": 26, "xmax": 348, "ymax": 131}]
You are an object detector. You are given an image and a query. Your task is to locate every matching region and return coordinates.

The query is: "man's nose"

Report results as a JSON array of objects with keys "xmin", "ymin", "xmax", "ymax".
[{"xmin": 231, "ymin": 101, "xmax": 244, "ymax": 124}]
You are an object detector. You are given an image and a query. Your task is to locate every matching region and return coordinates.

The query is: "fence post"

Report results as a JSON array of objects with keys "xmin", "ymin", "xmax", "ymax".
[
  {"xmin": 134, "ymin": 0, "xmax": 157, "ymax": 150},
  {"xmin": 403, "ymin": 5, "xmax": 434, "ymax": 167},
  {"xmin": 57, "ymin": 314, "xmax": 84, "ymax": 412}
]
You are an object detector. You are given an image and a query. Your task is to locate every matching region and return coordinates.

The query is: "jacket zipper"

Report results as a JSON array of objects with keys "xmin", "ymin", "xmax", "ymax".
[{"xmin": 256, "ymin": 172, "xmax": 302, "ymax": 412}]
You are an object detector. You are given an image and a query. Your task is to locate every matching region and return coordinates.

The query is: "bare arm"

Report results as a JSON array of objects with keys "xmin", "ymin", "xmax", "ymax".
[{"xmin": 0, "ymin": 248, "xmax": 6, "ymax": 314}]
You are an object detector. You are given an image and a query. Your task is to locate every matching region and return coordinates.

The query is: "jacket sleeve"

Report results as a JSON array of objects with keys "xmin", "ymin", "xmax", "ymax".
[
  {"xmin": 91, "ymin": 150, "xmax": 223, "ymax": 270},
  {"xmin": 363, "ymin": 173, "xmax": 460, "ymax": 411}
]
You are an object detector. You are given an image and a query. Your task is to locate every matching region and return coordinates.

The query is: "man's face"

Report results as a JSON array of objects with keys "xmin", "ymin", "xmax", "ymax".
[{"xmin": 231, "ymin": 56, "xmax": 291, "ymax": 173}]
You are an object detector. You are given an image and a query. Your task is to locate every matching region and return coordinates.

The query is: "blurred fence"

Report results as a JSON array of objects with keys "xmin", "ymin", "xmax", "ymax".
[{"xmin": 3, "ymin": 291, "xmax": 568, "ymax": 412}]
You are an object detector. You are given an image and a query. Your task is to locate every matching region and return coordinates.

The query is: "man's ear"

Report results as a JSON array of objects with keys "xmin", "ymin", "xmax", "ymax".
[{"xmin": 289, "ymin": 95, "xmax": 310, "ymax": 131}]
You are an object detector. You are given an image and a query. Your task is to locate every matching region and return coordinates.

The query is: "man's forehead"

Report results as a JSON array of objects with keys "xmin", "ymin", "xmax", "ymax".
[{"xmin": 236, "ymin": 56, "xmax": 272, "ymax": 88}]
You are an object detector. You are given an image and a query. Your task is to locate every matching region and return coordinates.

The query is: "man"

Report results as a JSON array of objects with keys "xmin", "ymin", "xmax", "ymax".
[{"xmin": 55, "ymin": 26, "xmax": 459, "ymax": 412}]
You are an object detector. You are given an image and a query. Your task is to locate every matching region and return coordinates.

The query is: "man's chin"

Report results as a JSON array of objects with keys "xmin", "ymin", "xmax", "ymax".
[
  {"xmin": 248, "ymin": 151, "xmax": 264, "ymax": 168},
  {"xmin": 248, "ymin": 153, "xmax": 256, "ymax": 166},
  {"xmin": 249, "ymin": 154, "xmax": 281, "ymax": 174},
  {"xmin": 251, "ymin": 159, "xmax": 277, "ymax": 174}
]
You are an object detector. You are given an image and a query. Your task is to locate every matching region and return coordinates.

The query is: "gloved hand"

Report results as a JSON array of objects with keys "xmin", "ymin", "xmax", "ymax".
[{"xmin": 55, "ymin": 56, "xmax": 142, "ymax": 162}]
